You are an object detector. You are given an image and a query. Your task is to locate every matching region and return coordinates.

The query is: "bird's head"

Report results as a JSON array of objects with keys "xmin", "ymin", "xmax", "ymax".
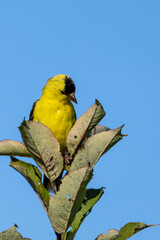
[{"xmin": 42, "ymin": 74, "xmax": 77, "ymax": 103}]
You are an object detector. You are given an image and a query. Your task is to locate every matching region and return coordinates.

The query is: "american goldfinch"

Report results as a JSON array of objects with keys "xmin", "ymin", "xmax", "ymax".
[{"xmin": 29, "ymin": 74, "xmax": 77, "ymax": 154}]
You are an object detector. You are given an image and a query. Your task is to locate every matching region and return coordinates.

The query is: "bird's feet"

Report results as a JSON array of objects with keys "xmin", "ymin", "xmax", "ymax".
[{"xmin": 64, "ymin": 152, "xmax": 73, "ymax": 166}]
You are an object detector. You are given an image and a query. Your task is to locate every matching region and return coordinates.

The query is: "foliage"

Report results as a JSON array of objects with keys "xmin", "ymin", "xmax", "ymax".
[
  {"xmin": 0, "ymin": 101, "xmax": 156, "ymax": 240},
  {"xmin": 0, "ymin": 224, "xmax": 31, "ymax": 240},
  {"xmin": 96, "ymin": 222, "xmax": 157, "ymax": 240}
]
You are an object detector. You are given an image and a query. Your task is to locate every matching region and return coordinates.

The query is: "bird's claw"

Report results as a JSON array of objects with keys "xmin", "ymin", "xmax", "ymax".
[{"xmin": 64, "ymin": 153, "xmax": 73, "ymax": 166}]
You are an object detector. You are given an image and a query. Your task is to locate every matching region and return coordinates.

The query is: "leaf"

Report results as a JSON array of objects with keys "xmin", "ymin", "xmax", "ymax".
[
  {"xmin": 96, "ymin": 230, "xmax": 120, "ymax": 240},
  {"xmin": 19, "ymin": 121, "xmax": 63, "ymax": 192},
  {"xmin": 66, "ymin": 188, "xmax": 104, "ymax": 240},
  {"xmin": 70, "ymin": 126, "xmax": 123, "ymax": 172},
  {"xmin": 116, "ymin": 222, "xmax": 157, "ymax": 240},
  {"xmin": 0, "ymin": 224, "xmax": 31, "ymax": 240},
  {"xmin": 0, "ymin": 140, "xmax": 31, "ymax": 157},
  {"xmin": 88, "ymin": 124, "xmax": 126, "ymax": 153},
  {"xmin": 67, "ymin": 100, "xmax": 105, "ymax": 156},
  {"xmin": 10, "ymin": 157, "xmax": 50, "ymax": 212},
  {"xmin": 87, "ymin": 125, "xmax": 110, "ymax": 137},
  {"xmin": 48, "ymin": 167, "xmax": 92, "ymax": 237},
  {"xmin": 96, "ymin": 222, "xmax": 157, "ymax": 240}
]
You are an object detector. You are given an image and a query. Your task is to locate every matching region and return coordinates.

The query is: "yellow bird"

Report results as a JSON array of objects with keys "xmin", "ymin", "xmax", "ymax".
[{"xmin": 29, "ymin": 74, "xmax": 77, "ymax": 154}]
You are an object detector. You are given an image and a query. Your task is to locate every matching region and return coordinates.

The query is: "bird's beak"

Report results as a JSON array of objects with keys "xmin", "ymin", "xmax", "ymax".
[{"xmin": 69, "ymin": 92, "xmax": 78, "ymax": 104}]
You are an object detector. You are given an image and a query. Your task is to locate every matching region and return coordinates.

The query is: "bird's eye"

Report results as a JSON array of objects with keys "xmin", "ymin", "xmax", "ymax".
[{"xmin": 61, "ymin": 90, "xmax": 65, "ymax": 95}]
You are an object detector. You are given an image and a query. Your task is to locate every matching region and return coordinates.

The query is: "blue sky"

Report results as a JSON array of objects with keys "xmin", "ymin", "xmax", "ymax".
[{"xmin": 0, "ymin": 1, "xmax": 160, "ymax": 239}]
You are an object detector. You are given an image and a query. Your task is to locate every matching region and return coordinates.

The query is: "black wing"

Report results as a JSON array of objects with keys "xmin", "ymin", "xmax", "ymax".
[{"xmin": 29, "ymin": 99, "xmax": 39, "ymax": 120}]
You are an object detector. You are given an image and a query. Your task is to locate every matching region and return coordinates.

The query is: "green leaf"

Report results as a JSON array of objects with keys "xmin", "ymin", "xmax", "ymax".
[
  {"xmin": 70, "ymin": 126, "xmax": 123, "ymax": 172},
  {"xmin": 0, "ymin": 140, "xmax": 31, "ymax": 157},
  {"xmin": 0, "ymin": 224, "xmax": 31, "ymax": 240},
  {"xmin": 116, "ymin": 222, "xmax": 157, "ymax": 240},
  {"xmin": 96, "ymin": 222, "xmax": 157, "ymax": 240},
  {"xmin": 96, "ymin": 230, "xmax": 120, "ymax": 240},
  {"xmin": 19, "ymin": 121, "xmax": 63, "ymax": 192},
  {"xmin": 88, "ymin": 124, "xmax": 126, "ymax": 154},
  {"xmin": 10, "ymin": 157, "xmax": 50, "ymax": 212},
  {"xmin": 87, "ymin": 125, "xmax": 110, "ymax": 137},
  {"xmin": 67, "ymin": 100, "xmax": 105, "ymax": 156},
  {"xmin": 66, "ymin": 188, "xmax": 104, "ymax": 240},
  {"xmin": 48, "ymin": 167, "xmax": 92, "ymax": 237}
]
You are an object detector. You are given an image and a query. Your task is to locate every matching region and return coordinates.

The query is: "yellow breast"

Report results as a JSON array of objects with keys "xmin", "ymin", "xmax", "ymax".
[{"xmin": 32, "ymin": 97, "xmax": 76, "ymax": 153}]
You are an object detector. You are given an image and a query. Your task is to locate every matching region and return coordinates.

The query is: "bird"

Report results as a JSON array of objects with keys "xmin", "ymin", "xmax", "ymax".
[
  {"xmin": 29, "ymin": 74, "xmax": 77, "ymax": 191},
  {"xmin": 29, "ymin": 74, "xmax": 77, "ymax": 154}
]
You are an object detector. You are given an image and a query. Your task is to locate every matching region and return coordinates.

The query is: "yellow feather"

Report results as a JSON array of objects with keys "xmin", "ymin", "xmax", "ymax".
[{"xmin": 31, "ymin": 74, "xmax": 76, "ymax": 153}]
